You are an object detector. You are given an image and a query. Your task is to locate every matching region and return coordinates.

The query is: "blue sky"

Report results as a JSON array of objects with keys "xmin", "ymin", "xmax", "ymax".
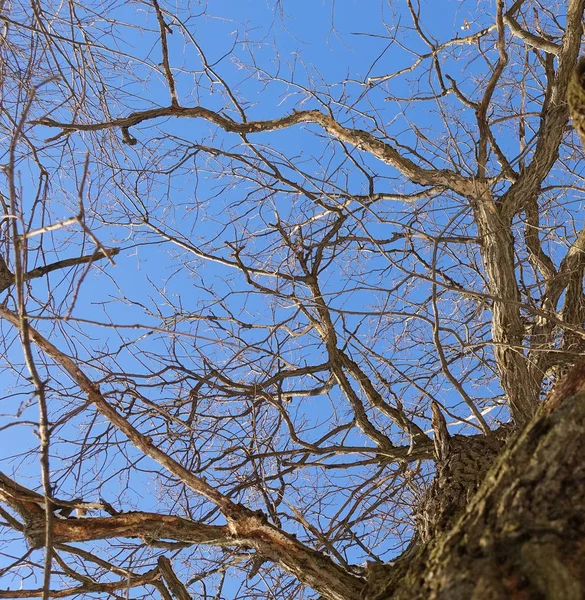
[{"xmin": 0, "ymin": 0, "xmax": 567, "ymax": 597}]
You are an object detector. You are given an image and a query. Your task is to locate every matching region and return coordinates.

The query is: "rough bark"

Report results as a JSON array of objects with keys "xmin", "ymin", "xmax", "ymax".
[
  {"xmin": 362, "ymin": 361, "xmax": 585, "ymax": 599},
  {"xmin": 416, "ymin": 423, "xmax": 512, "ymax": 544}
]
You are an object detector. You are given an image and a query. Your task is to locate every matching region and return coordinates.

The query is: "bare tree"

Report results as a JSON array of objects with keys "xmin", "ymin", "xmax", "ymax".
[{"xmin": 1, "ymin": 0, "xmax": 585, "ymax": 598}]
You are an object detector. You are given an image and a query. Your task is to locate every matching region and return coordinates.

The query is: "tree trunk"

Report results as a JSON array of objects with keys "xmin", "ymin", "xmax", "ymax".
[{"xmin": 362, "ymin": 366, "xmax": 585, "ymax": 600}]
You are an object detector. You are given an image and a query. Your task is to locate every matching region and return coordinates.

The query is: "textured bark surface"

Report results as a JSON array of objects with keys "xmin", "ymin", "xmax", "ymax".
[
  {"xmin": 362, "ymin": 382, "xmax": 585, "ymax": 599},
  {"xmin": 416, "ymin": 427, "xmax": 511, "ymax": 544}
]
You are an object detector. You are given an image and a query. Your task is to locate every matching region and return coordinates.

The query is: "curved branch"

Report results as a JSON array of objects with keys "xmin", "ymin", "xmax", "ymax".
[{"xmin": 33, "ymin": 108, "xmax": 474, "ymax": 194}]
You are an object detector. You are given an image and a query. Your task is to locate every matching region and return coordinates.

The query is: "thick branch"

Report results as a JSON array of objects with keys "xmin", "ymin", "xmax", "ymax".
[
  {"xmin": 157, "ymin": 557, "xmax": 191, "ymax": 600},
  {"xmin": 473, "ymin": 184, "xmax": 539, "ymax": 424},
  {"xmin": 503, "ymin": 14, "xmax": 560, "ymax": 55}
]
